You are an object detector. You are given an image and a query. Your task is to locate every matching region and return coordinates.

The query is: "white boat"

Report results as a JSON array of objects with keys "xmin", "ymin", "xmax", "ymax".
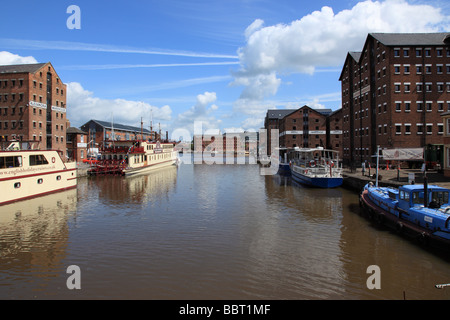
[
  {"xmin": 288, "ymin": 147, "xmax": 343, "ymax": 188},
  {"xmin": 0, "ymin": 141, "xmax": 77, "ymax": 206},
  {"xmin": 89, "ymin": 140, "xmax": 178, "ymax": 176}
]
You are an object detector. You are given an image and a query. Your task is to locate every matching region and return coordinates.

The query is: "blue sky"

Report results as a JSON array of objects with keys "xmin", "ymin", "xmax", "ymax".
[{"xmin": 0, "ymin": 0, "xmax": 449, "ymax": 139}]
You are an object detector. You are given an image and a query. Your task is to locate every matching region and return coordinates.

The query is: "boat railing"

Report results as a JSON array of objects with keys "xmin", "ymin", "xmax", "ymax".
[{"xmin": 101, "ymin": 146, "xmax": 144, "ymax": 154}]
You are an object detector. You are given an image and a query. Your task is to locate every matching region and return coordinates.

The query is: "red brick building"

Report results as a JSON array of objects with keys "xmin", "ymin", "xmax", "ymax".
[
  {"xmin": 340, "ymin": 33, "xmax": 450, "ymax": 167},
  {"xmin": 264, "ymin": 106, "xmax": 343, "ymax": 155},
  {"xmin": 66, "ymin": 126, "xmax": 88, "ymax": 162},
  {"xmin": 442, "ymin": 112, "xmax": 450, "ymax": 177},
  {"xmin": 0, "ymin": 62, "xmax": 67, "ymax": 152},
  {"xmin": 80, "ymin": 119, "xmax": 161, "ymax": 152}
]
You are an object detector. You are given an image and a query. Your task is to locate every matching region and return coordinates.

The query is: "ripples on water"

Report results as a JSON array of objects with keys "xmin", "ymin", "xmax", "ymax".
[{"xmin": 1, "ymin": 159, "xmax": 450, "ymax": 300}]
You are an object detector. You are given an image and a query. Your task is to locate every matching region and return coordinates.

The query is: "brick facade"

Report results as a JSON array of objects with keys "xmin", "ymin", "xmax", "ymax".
[
  {"xmin": 340, "ymin": 33, "xmax": 450, "ymax": 167},
  {"xmin": 264, "ymin": 106, "xmax": 343, "ymax": 155},
  {"xmin": 0, "ymin": 62, "xmax": 67, "ymax": 153},
  {"xmin": 67, "ymin": 126, "xmax": 88, "ymax": 162}
]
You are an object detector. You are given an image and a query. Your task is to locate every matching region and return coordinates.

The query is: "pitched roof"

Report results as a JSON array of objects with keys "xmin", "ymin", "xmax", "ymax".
[
  {"xmin": 67, "ymin": 127, "xmax": 87, "ymax": 135},
  {"xmin": 0, "ymin": 63, "xmax": 47, "ymax": 74},
  {"xmin": 266, "ymin": 106, "xmax": 333, "ymax": 120},
  {"xmin": 349, "ymin": 51, "xmax": 361, "ymax": 61},
  {"xmin": 266, "ymin": 109, "xmax": 297, "ymax": 120},
  {"xmin": 370, "ymin": 32, "xmax": 450, "ymax": 46},
  {"xmin": 88, "ymin": 119, "xmax": 152, "ymax": 134}
]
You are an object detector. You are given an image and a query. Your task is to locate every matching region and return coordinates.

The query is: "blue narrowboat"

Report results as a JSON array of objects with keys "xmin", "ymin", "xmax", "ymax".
[{"xmin": 359, "ymin": 182, "xmax": 450, "ymax": 247}]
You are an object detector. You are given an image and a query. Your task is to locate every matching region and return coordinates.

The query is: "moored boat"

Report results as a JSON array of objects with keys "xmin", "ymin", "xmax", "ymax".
[
  {"xmin": 0, "ymin": 140, "xmax": 77, "ymax": 206},
  {"xmin": 359, "ymin": 182, "xmax": 450, "ymax": 247},
  {"xmin": 88, "ymin": 140, "xmax": 178, "ymax": 176},
  {"xmin": 288, "ymin": 147, "xmax": 343, "ymax": 188}
]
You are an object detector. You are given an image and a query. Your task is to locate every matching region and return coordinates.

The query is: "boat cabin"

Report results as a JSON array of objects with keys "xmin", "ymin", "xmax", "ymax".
[{"xmin": 397, "ymin": 185, "xmax": 450, "ymax": 211}]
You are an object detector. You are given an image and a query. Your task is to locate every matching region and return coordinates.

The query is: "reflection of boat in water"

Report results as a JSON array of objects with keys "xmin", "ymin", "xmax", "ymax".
[
  {"xmin": 0, "ymin": 140, "xmax": 77, "ymax": 206},
  {"xmin": 360, "ymin": 182, "xmax": 450, "ymax": 248},
  {"xmin": 0, "ymin": 188, "xmax": 77, "ymax": 260},
  {"xmin": 92, "ymin": 165, "xmax": 178, "ymax": 204},
  {"xmin": 288, "ymin": 147, "xmax": 343, "ymax": 188},
  {"xmin": 88, "ymin": 140, "xmax": 178, "ymax": 176}
]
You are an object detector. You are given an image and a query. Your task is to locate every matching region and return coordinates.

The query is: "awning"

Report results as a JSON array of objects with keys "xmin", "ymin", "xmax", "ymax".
[{"xmin": 382, "ymin": 148, "xmax": 423, "ymax": 160}]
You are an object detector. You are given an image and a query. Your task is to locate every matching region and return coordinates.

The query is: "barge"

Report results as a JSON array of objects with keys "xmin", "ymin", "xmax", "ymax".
[{"xmin": 359, "ymin": 181, "xmax": 450, "ymax": 248}]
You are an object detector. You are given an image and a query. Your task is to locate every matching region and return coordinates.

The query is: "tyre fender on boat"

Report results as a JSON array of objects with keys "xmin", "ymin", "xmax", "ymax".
[
  {"xmin": 395, "ymin": 222, "xmax": 403, "ymax": 233},
  {"xmin": 417, "ymin": 232, "xmax": 428, "ymax": 245},
  {"xmin": 375, "ymin": 213, "xmax": 384, "ymax": 225}
]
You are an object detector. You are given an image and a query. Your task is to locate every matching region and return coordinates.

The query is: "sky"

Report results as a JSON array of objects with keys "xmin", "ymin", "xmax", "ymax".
[{"xmin": 0, "ymin": 0, "xmax": 449, "ymax": 140}]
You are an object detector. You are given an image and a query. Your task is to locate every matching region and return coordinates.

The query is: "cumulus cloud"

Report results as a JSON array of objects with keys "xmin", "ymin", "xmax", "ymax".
[
  {"xmin": 66, "ymin": 82, "xmax": 172, "ymax": 128},
  {"xmin": 173, "ymin": 91, "xmax": 222, "ymax": 134},
  {"xmin": 231, "ymin": 0, "xmax": 448, "ymax": 130},
  {"xmin": 0, "ymin": 51, "xmax": 38, "ymax": 65},
  {"xmin": 233, "ymin": 0, "xmax": 448, "ymax": 101}
]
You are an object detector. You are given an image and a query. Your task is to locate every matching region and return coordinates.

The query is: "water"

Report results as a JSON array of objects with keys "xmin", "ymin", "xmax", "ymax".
[{"xmin": 1, "ymin": 160, "xmax": 450, "ymax": 300}]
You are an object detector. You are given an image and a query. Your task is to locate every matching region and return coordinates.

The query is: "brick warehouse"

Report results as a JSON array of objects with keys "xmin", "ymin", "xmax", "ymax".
[
  {"xmin": 264, "ymin": 106, "xmax": 343, "ymax": 156},
  {"xmin": 340, "ymin": 33, "xmax": 450, "ymax": 168},
  {"xmin": 0, "ymin": 62, "xmax": 67, "ymax": 153}
]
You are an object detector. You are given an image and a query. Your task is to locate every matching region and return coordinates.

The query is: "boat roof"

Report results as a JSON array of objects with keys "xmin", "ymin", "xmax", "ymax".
[{"xmin": 400, "ymin": 184, "xmax": 449, "ymax": 192}]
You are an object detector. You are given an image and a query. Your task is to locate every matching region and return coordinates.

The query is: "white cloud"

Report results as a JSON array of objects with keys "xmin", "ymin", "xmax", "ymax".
[
  {"xmin": 173, "ymin": 91, "xmax": 222, "ymax": 133},
  {"xmin": 0, "ymin": 51, "xmax": 37, "ymax": 65},
  {"xmin": 233, "ymin": 0, "xmax": 448, "ymax": 101},
  {"xmin": 66, "ymin": 82, "xmax": 172, "ymax": 128}
]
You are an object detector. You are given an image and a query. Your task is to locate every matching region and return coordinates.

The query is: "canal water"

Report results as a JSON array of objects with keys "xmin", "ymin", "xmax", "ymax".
[{"xmin": 1, "ymin": 159, "xmax": 450, "ymax": 300}]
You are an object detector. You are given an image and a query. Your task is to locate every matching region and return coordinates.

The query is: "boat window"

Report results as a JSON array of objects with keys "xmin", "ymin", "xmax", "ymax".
[
  {"xmin": 431, "ymin": 191, "xmax": 449, "ymax": 206},
  {"xmin": 29, "ymin": 155, "xmax": 49, "ymax": 166},
  {"xmin": 412, "ymin": 192, "xmax": 423, "ymax": 204},
  {"xmin": 399, "ymin": 190, "xmax": 404, "ymax": 200},
  {"xmin": 37, "ymin": 178, "xmax": 43, "ymax": 184},
  {"xmin": 14, "ymin": 182, "xmax": 21, "ymax": 188},
  {"xmin": 0, "ymin": 156, "xmax": 22, "ymax": 169}
]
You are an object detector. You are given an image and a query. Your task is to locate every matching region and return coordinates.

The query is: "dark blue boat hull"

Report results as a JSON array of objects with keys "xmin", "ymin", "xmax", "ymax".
[{"xmin": 291, "ymin": 170, "xmax": 343, "ymax": 188}]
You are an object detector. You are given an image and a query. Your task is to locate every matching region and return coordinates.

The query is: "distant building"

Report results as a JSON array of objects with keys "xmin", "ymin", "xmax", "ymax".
[
  {"xmin": 66, "ymin": 126, "xmax": 88, "ymax": 162},
  {"xmin": 0, "ymin": 62, "xmax": 67, "ymax": 152},
  {"xmin": 80, "ymin": 119, "xmax": 163, "ymax": 152},
  {"xmin": 263, "ymin": 106, "xmax": 342, "ymax": 155},
  {"xmin": 340, "ymin": 33, "xmax": 450, "ymax": 167}
]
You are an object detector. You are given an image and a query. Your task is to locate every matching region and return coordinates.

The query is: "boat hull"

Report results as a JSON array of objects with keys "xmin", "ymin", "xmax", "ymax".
[
  {"xmin": 277, "ymin": 163, "xmax": 291, "ymax": 176},
  {"xmin": 0, "ymin": 164, "xmax": 77, "ymax": 206},
  {"xmin": 291, "ymin": 170, "xmax": 343, "ymax": 188},
  {"xmin": 123, "ymin": 159, "xmax": 177, "ymax": 176}
]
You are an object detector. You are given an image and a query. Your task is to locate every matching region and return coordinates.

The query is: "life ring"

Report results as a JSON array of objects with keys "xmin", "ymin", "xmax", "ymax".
[{"xmin": 52, "ymin": 157, "xmax": 56, "ymax": 163}]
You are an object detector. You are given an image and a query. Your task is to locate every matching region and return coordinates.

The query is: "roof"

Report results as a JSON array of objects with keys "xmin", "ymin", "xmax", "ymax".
[
  {"xmin": 67, "ymin": 127, "xmax": 88, "ymax": 135},
  {"xmin": 370, "ymin": 32, "xmax": 450, "ymax": 46},
  {"xmin": 0, "ymin": 63, "xmax": 47, "ymax": 74},
  {"xmin": 85, "ymin": 119, "xmax": 152, "ymax": 134},
  {"xmin": 266, "ymin": 109, "xmax": 297, "ymax": 120},
  {"xmin": 266, "ymin": 106, "xmax": 333, "ymax": 120},
  {"xmin": 349, "ymin": 51, "xmax": 361, "ymax": 61}
]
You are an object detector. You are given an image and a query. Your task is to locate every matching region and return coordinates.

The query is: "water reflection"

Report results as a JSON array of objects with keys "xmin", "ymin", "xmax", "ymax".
[
  {"xmin": 1, "ymin": 161, "xmax": 450, "ymax": 299},
  {"xmin": 0, "ymin": 189, "xmax": 77, "ymax": 298}
]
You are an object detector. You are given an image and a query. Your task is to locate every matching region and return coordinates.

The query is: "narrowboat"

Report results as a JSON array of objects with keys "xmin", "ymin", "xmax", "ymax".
[
  {"xmin": 359, "ymin": 182, "xmax": 450, "ymax": 247},
  {"xmin": 0, "ymin": 141, "xmax": 77, "ymax": 206}
]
